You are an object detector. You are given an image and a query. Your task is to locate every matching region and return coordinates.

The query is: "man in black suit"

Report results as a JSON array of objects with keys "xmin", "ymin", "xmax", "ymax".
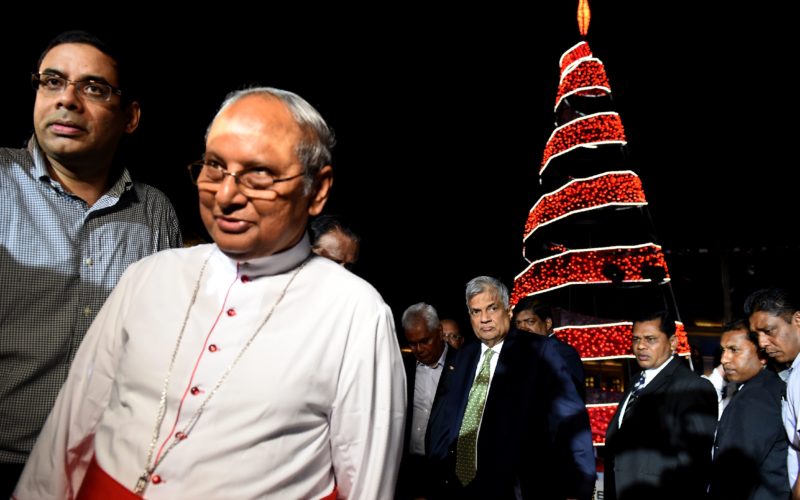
[
  {"xmin": 708, "ymin": 321, "xmax": 789, "ymax": 500},
  {"xmin": 514, "ymin": 297, "xmax": 586, "ymax": 401},
  {"xmin": 397, "ymin": 302, "xmax": 457, "ymax": 499},
  {"xmin": 604, "ymin": 311, "xmax": 717, "ymax": 500},
  {"xmin": 427, "ymin": 276, "xmax": 595, "ymax": 499}
]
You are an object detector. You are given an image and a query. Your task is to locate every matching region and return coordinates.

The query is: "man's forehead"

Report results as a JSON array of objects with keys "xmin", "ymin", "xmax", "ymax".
[
  {"xmin": 632, "ymin": 319, "xmax": 666, "ymax": 336},
  {"xmin": 721, "ymin": 329, "xmax": 749, "ymax": 345},
  {"xmin": 210, "ymin": 96, "xmax": 299, "ymax": 138},
  {"xmin": 751, "ymin": 310, "xmax": 789, "ymax": 327},
  {"xmin": 441, "ymin": 320, "xmax": 459, "ymax": 331},
  {"xmin": 470, "ymin": 290, "xmax": 500, "ymax": 305},
  {"xmin": 40, "ymin": 43, "xmax": 118, "ymax": 82},
  {"xmin": 405, "ymin": 319, "xmax": 434, "ymax": 337}
]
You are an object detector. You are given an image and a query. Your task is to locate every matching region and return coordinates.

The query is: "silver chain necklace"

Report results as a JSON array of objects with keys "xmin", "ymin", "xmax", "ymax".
[{"xmin": 133, "ymin": 251, "xmax": 310, "ymax": 496}]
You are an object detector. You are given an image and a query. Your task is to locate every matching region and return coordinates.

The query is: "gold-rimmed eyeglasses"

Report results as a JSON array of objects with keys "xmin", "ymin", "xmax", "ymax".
[{"xmin": 187, "ymin": 160, "xmax": 305, "ymax": 197}]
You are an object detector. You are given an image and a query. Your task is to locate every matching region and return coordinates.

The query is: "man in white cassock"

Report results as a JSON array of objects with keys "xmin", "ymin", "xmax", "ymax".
[{"xmin": 15, "ymin": 87, "xmax": 406, "ymax": 499}]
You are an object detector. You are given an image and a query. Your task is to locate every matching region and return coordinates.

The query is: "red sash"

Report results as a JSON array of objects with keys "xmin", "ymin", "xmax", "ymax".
[
  {"xmin": 321, "ymin": 486, "xmax": 338, "ymax": 499},
  {"xmin": 76, "ymin": 455, "xmax": 139, "ymax": 499},
  {"xmin": 75, "ymin": 454, "xmax": 338, "ymax": 499}
]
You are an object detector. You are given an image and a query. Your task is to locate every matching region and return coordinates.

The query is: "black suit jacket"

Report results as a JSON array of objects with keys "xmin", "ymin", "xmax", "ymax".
[
  {"xmin": 708, "ymin": 369, "xmax": 789, "ymax": 500},
  {"xmin": 397, "ymin": 346, "xmax": 457, "ymax": 499},
  {"xmin": 550, "ymin": 334, "xmax": 586, "ymax": 401},
  {"xmin": 427, "ymin": 329, "xmax": 596, "ymax": 499},
  {"xmin": 604, "ymin": 356, "xmax": 717, "ymax": 500}
]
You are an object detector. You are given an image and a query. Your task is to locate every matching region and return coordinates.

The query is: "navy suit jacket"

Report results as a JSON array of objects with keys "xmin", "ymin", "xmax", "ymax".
[
  {"xmin": 427, "ymin": 328, "xmax": 596, "ymax": 499},
  {"xmin": 708, "ymin": 369, "xmax": 789, "ymax": 500},
  {"xmin": 401, "ymin": 345, "xmax": 458, "ymax": 456},
  {"xmin": 550, "ymin": 334, "xmax": 586, "ymax": 401},
  {"xmin": 397, "ymin": 346, "xmax": 458, "ymax": 499},
  {"xmin": 605, "ymin": 356, "xmax": 717, "ymax": 500}
]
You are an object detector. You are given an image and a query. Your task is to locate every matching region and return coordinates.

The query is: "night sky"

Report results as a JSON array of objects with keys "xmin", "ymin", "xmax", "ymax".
[{"xmin": 1, "ymin": 6, "xmax": 796, "ymax": 337}]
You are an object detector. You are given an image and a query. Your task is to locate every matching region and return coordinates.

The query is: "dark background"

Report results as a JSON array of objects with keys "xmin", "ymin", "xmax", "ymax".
[{"xmin": 1, "ymin": 5, "xmax": 797, "ymax": 340}]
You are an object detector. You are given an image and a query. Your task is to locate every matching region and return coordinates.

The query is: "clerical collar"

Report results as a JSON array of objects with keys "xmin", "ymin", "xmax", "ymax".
[{"xmin": 213, "ymin": 233, "xmax": 313, "ymax": 279}]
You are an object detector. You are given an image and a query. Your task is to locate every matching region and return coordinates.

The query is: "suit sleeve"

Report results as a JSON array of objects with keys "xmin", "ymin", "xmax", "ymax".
[
  {"xmin": 329, "ymin": 302, "xmax": 406, "ymax": 499},
  {"xmin": 13, "ymin": 263, "xmax": 140, "ymax": 499},
  {"xmin": 542, "ymin": 341, "xmax": 596, "ymax": 499},
  {"xmin": 678, "ymin": 375, "xmax": 718, "ymax": 495}
]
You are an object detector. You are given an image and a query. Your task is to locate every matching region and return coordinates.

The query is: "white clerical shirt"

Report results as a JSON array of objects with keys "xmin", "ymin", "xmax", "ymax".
[{"xmin": 15, "ymin": 236, "xmax": 406, "ymax": 499}]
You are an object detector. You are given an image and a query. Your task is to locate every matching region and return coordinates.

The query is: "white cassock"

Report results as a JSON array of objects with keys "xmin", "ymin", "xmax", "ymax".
[{"xmin": 15, "ymin": 235, "xmax": 406, "ymax": 499}]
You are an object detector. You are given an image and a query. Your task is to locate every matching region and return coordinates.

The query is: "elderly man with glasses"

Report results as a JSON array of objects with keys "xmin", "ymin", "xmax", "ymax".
[
  {"xmin": 0, "ymin": 30, "xmax": 181, "ymax": 497},
  {"xmin": 15, "ymin": 86, "xmax": 406, "ymax": 499}
]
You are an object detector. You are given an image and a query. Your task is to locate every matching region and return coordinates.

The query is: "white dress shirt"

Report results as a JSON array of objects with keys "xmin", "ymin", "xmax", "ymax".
[
  {"xmin": 410, "ymin": 345, "xmax": 447, "ymax": 455},
  {"xmin": 784, "ymin": 354, "xmax": 800, "ymax": 487},
  {"xmin": 16, "ymin": 237, "xmax": 406, "ymax": 499}
]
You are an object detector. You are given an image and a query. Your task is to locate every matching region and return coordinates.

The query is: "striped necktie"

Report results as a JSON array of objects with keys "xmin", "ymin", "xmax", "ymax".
[{"xmin": 622, "ymin": 371, "xmax": 646, "ymax": 424}]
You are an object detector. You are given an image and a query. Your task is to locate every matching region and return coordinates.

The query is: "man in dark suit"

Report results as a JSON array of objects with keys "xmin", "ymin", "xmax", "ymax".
[
  {"xmin": 397, "ymin": 302, "xmax": 457, "ymax": 499},
  {"xmin": 513, "ymin": 297, "xmax": 586, "ymax": 401},
  {"xmin": 604, "ymin": 311, "xmax": 717, "ymax": 500},
  {"xmin": 427, "ymin": 276, "xmax": 595, "ymax": 499},
  {"xmin": 708, "ymin": 321, "xmax": 789, "ymax": 500}
]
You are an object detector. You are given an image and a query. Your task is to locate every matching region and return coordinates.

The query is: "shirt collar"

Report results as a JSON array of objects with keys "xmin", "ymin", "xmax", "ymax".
[
  {"xmin": 212, "ymin": 233, "xmax": 313, "ymax": 278},
  {"xmin": 480, "ymin": 339, "xmax": 504, "ymax": 358},
  {"xmin": 418, "ymin": 344, "xmax": 448, "ymax": 369},
  {"xmin": 643, "ymin": 355, "xmax": 674, "ymax": 383},
  {"xmin": 27, "ymin": 136, "xmax": 133, "ymax": 197}
]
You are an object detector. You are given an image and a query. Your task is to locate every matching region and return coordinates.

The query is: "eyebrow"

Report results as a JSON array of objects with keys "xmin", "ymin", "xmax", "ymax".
[{"xmin": 40, "ymin": 68, "xmax": 114, "ymax": 85}]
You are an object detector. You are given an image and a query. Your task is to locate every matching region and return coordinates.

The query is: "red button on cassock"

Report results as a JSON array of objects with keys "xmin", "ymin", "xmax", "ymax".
[
  {"xmin": 226, "ymin": 308, "xmax": 236, "ymax": 317},
  {"xmin": 175, "ymin": 431, "xmax": 187, "ymax": 440},
  {"xmin": 190, "ymin": 386, "xmax": 200, "ymax": 395},
  {"xmin": 241, "ymin": 275, "xmax": 251, "ymax": 283},
  {"xmin": 151, "ymin": 474, "xmax": 162, "ymax": 484},
  {"xmin": 209, "ymin": 344, "xmax": 218, "ymax": 352}
]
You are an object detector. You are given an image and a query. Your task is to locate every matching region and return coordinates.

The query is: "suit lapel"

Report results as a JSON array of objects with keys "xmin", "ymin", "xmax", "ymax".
[{"xmin": 638, "ymin": 356, "xmax": 679, "ymax": 397}]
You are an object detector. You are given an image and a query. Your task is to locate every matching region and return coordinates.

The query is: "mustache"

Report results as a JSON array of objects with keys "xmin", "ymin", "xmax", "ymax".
[{"xmin": 45, "ymin": 112, "xmax": 87, "ymax": 130}]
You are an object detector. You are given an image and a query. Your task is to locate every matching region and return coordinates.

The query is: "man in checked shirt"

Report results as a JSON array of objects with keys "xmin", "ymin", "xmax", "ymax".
[{"xmin": 0, "ymin": 30, "xmax": 181, "ymax": 496}]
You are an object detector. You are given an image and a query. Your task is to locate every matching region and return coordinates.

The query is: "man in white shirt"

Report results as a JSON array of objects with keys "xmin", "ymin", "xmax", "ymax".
[
  {"xmin": 746, "ymin": 287, "xmax": 800, "ymax": 497},
  {"xmin": 15, "ymin": 87, "xmax": 406, "ymax": 499},
  {"xmin": 397, "ymin": 302, "xmax": 455, "ymax": 499}
]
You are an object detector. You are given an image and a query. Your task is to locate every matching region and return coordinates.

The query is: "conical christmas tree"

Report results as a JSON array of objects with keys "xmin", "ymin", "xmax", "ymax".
[{"xmin": 511, "ymin": 40, "xmax": 691, "ymax": 445}]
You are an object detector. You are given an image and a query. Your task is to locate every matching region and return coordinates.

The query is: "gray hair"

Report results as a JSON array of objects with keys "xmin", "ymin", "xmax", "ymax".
[
  {"xmin": 402, "ymin": 302, "xmax": 441, "ymax": 332},
  {"xmin": 465, "ymin": 276, "xmax": 509, "ymax": 309},
  {"xmin": 207, "ymin": 86, "xmax": 335, "ymax": 194}
]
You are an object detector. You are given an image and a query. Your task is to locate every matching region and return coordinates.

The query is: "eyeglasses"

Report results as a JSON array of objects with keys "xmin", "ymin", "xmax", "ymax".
[
  {"xmin": 31, "ymin": 72, "xmax": 122, "ymax": 102},
  {"xmin": 188, "ymin": 161, "xmax": 305, "ymax": 196}
]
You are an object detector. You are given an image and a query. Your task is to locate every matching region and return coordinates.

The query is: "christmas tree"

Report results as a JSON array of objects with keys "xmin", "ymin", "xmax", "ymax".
[{"xmin": 510, "ymin": 39, "xmax": 690, "ymax": 445}]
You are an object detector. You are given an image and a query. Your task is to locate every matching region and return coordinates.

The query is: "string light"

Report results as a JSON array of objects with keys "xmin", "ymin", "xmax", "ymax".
[
  {"xmin": 552, "ymin": 322, "xmax": 691, "ymax": 359},
  {"xmin": 555, "ymin": 58, "xmax": 610, "ymax": 111},
  {"xmin": 523, "ymin": 171, "xmax": 646, "ymax": 241},
  {"xmin": 540, "ymin": 112, "xmax": 626, "ymax": 175},
  {"xmin": 587, "ymin": 404, "xmax": 617, "ymax": 445},
  {"xmin": 512, "ymin": 243, "xmax": 670, "ymax": 302},
  {"xmin": 559, "ymin": 41, "xmax": 593, "ymax": 76}
]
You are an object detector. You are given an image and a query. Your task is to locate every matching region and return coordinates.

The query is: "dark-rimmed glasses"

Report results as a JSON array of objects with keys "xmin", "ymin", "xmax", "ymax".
[{"xmin": 31, "ymin": 72, "xmax": 122, "ymax": 102}]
